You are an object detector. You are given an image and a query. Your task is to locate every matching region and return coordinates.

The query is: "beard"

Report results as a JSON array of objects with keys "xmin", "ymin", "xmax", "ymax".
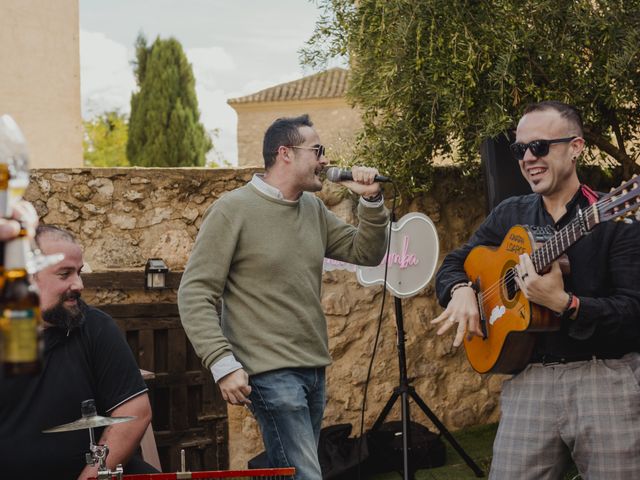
[{"xmin": 42, "ymin": 291, "xmax": 86, "ymax": 330}]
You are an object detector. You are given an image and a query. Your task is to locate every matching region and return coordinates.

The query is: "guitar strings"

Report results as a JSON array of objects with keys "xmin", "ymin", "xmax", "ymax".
[
  {"xmin": 479, "ymin": 217, "xmax": 584, "ymax": 305},
  {"xmin": 479, "ymin": 218, "xmax": 586, "ymax": 308},
  {"xmin": 476, "ymin": 202, "xmax": 598, "ymax": 309}
]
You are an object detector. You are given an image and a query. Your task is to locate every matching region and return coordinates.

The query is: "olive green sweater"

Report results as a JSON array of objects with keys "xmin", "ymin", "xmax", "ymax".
[{"xmin": 178, "ymin": 183, "xmax": 389, "ymax": 375}]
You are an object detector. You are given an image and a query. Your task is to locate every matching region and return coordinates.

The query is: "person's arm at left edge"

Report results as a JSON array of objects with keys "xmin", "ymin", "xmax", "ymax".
[
  {"xmin": 77, "ymin": 394, "xmax": 152, "ymax": 480},
  {"xmin": 0, "ymin": 199, "xmax": 38, "ymax": 239}
]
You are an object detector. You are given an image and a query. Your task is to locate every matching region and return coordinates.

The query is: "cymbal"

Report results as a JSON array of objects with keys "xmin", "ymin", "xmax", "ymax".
[{"xmin": 43, "ymin": 414, "xmax": 135, "ymax": 433}]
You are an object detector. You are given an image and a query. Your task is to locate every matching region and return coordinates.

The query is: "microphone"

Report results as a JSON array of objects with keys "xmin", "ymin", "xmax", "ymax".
[{"xmin": 325, "ymin": 167, "xmax": 392, "ymax": 183}]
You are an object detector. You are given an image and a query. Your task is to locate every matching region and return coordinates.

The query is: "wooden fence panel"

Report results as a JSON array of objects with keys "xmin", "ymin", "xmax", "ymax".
[{"xmin": 97, "ymin": 302, "xmax": 228, "ymax": 473}]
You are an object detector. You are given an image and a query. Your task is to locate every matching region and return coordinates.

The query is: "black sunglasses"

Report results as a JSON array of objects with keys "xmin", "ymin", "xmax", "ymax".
[
  {"xmin": 285, "ymin": 144, "xmax": 326, "ymax": 159},
  {"xmin": 509, "ymin": 137, "xmax": 577, "ymax": 161}
]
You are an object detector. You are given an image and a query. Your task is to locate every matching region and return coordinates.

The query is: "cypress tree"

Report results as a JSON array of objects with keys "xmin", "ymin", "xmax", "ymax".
[{"xmin": 127, "ymin": 34, "xmax": 212, "ymax": 167}]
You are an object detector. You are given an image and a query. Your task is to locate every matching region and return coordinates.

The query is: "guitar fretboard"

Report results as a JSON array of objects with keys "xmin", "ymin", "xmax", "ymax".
[{"xmin": 531, "ymin": 203, "xmax": 598, "ymax": 273}]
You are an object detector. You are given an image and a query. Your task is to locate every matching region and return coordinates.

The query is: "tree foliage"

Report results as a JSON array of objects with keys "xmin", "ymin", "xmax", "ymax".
[
  {"xmin": 128, "ymin": 34, "xmax": 212, "ymax": 167},
  {"xmin": 83, "ymin": 112, "xmax": 129, "ymax": 167},
  {"xmin": 302, "ymin": 0, "xmax": 640, "ymax": 194}
]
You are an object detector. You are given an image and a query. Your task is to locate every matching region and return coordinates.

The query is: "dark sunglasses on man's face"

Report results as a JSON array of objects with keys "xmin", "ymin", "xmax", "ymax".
[
  {"xmin": 509, "ymin": 136, "xmax": 577, "ymax": 161},
  {"xmin": 285, "ymin": 144, "xmax": 326, "ymax": 159}
]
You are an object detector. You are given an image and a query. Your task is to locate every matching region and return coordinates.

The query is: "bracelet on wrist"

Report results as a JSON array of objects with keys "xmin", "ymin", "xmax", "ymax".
[
  {"xmin": 450, "ymin": 281, "xmax": 473, "ymax": 299},
  {"xmin": 556, "ymin": 291, "xmax": 579, "ymax": 319},
  {"xmin": 362, "ymin": 192, "xmax": 383, "ymax": 202},
  {"xmin": 568, "ymin": 296, "xmax": 580, "ymax": 319}
]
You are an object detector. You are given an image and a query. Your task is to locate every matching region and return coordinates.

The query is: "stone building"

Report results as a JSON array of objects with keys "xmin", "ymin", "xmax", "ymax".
[
  {"xmin": 0, "ymin": 0, "xmax": 83, "ymax": 168},
  {"xmin": 228, "ymin": 67, "xmax": 361, "ymax": 168}
]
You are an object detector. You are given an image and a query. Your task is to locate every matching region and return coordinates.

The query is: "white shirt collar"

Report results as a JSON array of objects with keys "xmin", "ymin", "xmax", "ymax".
[{"xmin": 250, "ymin": 173, "xmax": 284, "ymax": 200}]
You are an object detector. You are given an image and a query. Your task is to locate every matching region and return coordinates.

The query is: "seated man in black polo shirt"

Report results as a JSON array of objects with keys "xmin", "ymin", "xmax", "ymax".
[{"xmin": 0, "ymin": 225, "xmax": 157, "ymax": 479}]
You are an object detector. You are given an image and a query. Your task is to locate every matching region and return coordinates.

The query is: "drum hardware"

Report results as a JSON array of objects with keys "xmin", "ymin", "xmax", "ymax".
[
  {"xmin": 175, "ymin": 448, "xmax": 190, "ymax": 479},
  {"xmin": 86, "ymin": 441, "xmax": 123, "ymax": 480},
  {"xmin": 181, "ymin": 449, "xmax": 186, "ymax": 472},
  {"xmin": 43, "ymin": 398, "xmax": 136, "ymax": 480}
]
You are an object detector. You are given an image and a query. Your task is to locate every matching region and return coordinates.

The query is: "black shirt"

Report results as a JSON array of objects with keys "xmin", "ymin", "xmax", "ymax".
[
  {"xmin": 435, "ymin": 187, "xmax": 640, "ymax": 361},
  {"xmin": 0, "ymin": 304, "xmax": 148, "ymax": 479}
]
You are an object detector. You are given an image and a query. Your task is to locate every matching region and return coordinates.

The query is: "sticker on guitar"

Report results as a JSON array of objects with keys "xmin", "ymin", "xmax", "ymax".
[{"xmin": 489, "ymin": 305, "xmax": 506, "ymax": 325}]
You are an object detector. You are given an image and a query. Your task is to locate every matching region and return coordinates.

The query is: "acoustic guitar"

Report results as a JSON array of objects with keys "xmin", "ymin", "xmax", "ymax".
[{"xmin": 463, "ymin": 176, "xmax": 640, "ymax": 374}]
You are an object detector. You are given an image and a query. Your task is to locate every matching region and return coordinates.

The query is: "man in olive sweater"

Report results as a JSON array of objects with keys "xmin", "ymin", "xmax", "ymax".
[{"xmin": 178, "ymin": 114, "xmax": 389, "ymax": 480}]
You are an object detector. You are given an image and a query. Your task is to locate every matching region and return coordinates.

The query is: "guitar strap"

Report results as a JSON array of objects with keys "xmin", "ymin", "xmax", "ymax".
[{"xmin": 580, "ymin": 184, "xmax": 600, "ymax": 205}]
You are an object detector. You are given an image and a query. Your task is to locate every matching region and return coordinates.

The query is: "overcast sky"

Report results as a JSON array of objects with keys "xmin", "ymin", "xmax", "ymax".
[{"xmin": 79, "ymin": 0, "xmax": 331, "ymax": 165}]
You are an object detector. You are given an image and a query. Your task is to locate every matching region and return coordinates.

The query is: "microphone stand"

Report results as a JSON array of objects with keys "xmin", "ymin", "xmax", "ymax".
[{"xmin": 369, "ymin": 223, "xmax": 484, "ymax": 479}]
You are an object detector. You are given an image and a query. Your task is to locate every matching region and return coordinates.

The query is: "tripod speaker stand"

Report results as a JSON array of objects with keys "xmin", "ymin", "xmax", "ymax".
[
  {"xmin": 357, "ymin": 213, "xmax": 484, "ymax": 479},
  {"xmin": 370, "ymin": 296, "xmax": 484, "ymax": 479}
]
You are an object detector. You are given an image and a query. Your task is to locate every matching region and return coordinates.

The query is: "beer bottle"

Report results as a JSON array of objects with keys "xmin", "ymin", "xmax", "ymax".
[{"xmin": 0, "ymin": 232, "xmax": 42, "ymax": 376}]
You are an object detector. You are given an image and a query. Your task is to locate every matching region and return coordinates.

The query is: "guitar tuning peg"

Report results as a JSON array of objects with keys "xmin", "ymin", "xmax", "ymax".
[
  {"xmin": 602, "ymin": 175, "xmax": 640, "ymax": 223},
  {"xmin": 610, "ymin": 189, "xmax": 620, "ymax": 215}
]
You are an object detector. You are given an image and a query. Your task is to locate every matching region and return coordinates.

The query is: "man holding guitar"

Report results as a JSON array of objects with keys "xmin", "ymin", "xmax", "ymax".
[{"xmin": 433, "ymin": 101, "xmax": 640, "ymax": 479}]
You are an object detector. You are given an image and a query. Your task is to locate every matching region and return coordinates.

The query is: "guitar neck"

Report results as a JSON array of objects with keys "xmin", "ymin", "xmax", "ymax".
[
  {"xmin": 531, "ymin": 203, "xmax": 599, "ymax": 273},
  {"xmin": 532, "ymin": 176, "xmax": 640, "ymax": 272}
]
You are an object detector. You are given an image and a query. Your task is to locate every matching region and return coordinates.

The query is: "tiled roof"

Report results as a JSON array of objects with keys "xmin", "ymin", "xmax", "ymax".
[{"xmin": 228, "ymin": 67, "xmax": 349, "ymax": 104}]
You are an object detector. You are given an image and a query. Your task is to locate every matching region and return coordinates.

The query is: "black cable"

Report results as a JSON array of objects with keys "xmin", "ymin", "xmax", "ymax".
[{"xmin": 356, "ymin": 184, "xmax": 398, "ymax": 480}]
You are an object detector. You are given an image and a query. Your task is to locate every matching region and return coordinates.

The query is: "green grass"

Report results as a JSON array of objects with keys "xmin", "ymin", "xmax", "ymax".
[{"xmin": 371, "ymin": 423, "xmax": 580, "ymax": 480}]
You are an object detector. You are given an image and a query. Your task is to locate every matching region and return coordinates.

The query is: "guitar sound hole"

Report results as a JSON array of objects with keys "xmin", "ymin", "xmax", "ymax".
[{"xmin": 505, "ymin": 268, "xmax": 518, "ymax": 300}]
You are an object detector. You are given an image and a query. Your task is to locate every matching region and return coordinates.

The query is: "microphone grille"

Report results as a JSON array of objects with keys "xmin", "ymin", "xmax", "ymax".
[{"xmin": 325, "ymin": 167, "xmax": 341, "ymax": 182}]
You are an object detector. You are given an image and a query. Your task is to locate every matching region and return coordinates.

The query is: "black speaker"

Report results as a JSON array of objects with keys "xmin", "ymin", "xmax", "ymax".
[{"xmin": 480, "ymin": 133, "xmax": 531, "ymax": 213}]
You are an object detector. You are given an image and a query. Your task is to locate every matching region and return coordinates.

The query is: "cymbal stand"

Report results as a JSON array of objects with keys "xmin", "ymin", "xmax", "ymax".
[
  {"xmin": 81, "ymin": 400, "xmax": 124, "ymax": 480},
  {"xmin": 84, "ymin": 432, "xmax": 122, "ymax": 480}
]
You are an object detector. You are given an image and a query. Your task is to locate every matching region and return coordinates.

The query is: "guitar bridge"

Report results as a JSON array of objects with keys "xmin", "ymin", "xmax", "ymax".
[{"xmin": 475, "ymin": 288, "xmax": 488, "ymax": 339}]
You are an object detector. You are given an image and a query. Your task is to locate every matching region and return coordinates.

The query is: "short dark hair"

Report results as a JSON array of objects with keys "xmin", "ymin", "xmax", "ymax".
[
  {"xmin": 522, "ymin": 101, "xmax": 583, "ymax": 136},
  {"xmin": 262, "ymin": 114, "xmax": 314, "ymax": 169},
  {"xmin": 35, "ymin": 225, "xmax": 77, "ymax": 248}
]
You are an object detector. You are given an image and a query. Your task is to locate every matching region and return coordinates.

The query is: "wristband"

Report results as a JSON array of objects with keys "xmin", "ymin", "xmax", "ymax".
[
  {"xmin": 564, "ymin": 293, "xmax": 579, "ymax": 319},
  {"xmin": 569, "ymin": 296, "xmax": 580, "ymax": 319},
  {"xmin": 362, "ymin": 192, "xmax": 383, "ymax": 202},
  {"xmin": 556, "ymin": 291, "xmax": 579, "ymax": 319},
  {"xmin": 450, "ymin": 281, "xmax": 473, "ymax": 300}
]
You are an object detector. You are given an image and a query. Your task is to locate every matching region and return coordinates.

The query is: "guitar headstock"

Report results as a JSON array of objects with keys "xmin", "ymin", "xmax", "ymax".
[{"xmin": 598, "ymin": 175, "xmax": 640, "ymax": 223}]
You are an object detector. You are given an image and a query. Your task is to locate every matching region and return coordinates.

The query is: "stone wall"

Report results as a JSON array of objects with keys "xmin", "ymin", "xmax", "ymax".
[{"xmin": 26, "ymin": 167, "xmax": 502, "ymax": 470}]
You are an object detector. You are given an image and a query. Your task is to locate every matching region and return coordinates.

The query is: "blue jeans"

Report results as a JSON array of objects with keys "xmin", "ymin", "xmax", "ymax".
[{"xmin": 248, "ymin": 367, "xmax": 326, "ymax": 480}]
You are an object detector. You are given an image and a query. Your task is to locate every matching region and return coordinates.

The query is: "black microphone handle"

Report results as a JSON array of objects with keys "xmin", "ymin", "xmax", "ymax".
[
  {"xmin": 374, "ymin": 173, "xmax": 391, "ymax": 183},
  {"xmin": 346, "ymin": 172, "xmax": 391, "ymax": 183},
  {"xmin": 328, "ymin": 168, "xmax": 392, "ymax": 183}
]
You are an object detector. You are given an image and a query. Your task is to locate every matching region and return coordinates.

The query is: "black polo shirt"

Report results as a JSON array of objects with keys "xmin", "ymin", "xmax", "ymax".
[
  {"xmin": 436, "ymin": 186, "xmax": 640, "ymax": 361},
  {"xmin": 0, "ymin": 304, "xmax": 148, "ymax": 479}
]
